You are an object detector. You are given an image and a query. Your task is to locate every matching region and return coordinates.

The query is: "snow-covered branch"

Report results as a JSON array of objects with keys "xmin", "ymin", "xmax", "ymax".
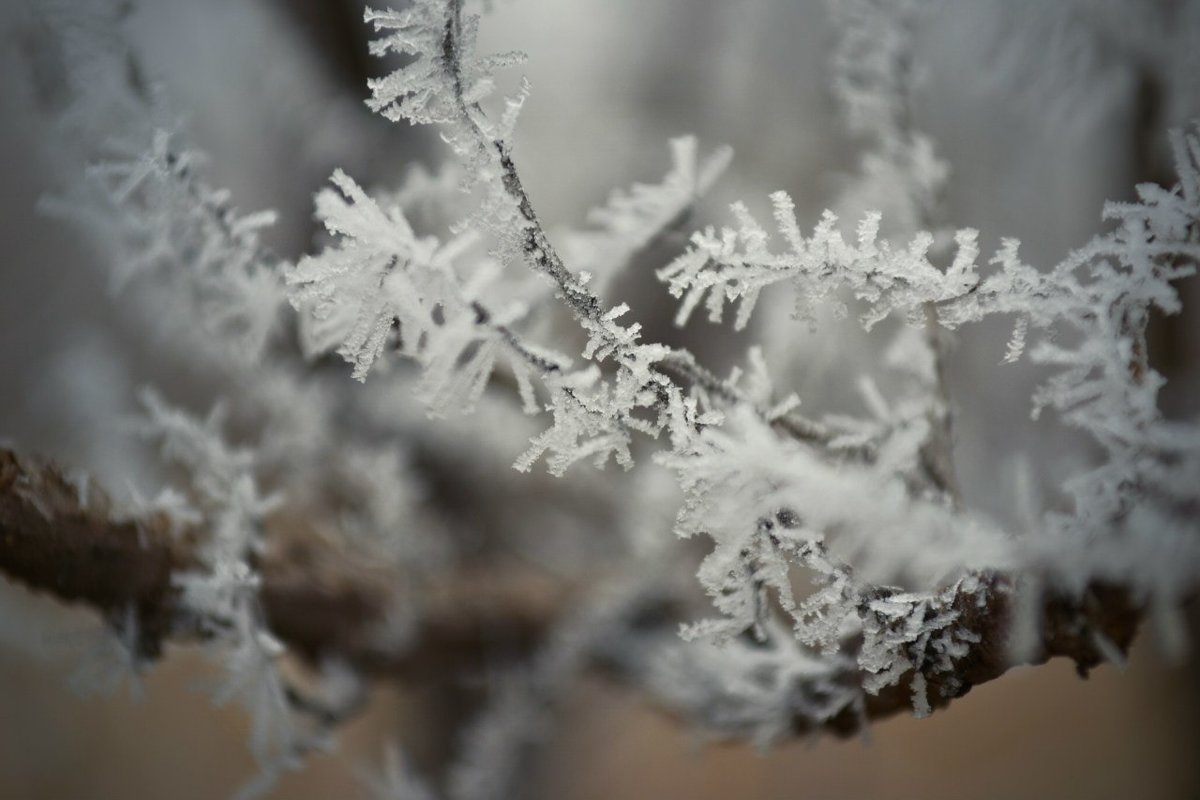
[{"xmin": 9, "ymin": 0, "xmax": 1200, "ymax": 793}]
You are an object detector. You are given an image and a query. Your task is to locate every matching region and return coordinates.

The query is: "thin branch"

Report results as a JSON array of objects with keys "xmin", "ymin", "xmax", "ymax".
[{"xmin": 437, "ymin": 0, "xmax": 839, "ymax": 451}]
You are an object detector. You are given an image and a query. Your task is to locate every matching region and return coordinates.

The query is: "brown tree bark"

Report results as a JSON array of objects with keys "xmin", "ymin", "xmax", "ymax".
[{"xmin": 0, "ymin": 446, "xmax": 1146, "ymax": 737}]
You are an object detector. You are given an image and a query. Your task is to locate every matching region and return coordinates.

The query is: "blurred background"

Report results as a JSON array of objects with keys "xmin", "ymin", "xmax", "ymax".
[{"xmin": 1, "ymin": 0, "xmax": 1198, "ymax": 797}]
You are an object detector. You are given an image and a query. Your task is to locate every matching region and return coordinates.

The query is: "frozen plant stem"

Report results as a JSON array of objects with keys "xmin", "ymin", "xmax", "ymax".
[{"xmin": 438, "ymin": 0, "xmax": 838, "ymax": 449}]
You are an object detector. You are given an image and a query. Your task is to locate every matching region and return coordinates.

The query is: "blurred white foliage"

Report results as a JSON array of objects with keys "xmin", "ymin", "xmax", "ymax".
[
  {"xmin": 43, "ymin": 127, "xmax": 286, "ymax": 363},
  {"xmin": 360, "ymin": 744, "xmax": 437, "ymax": 800},
  {"xmin": 134, "ymin": 390, "xmax": 299, "ymax": 771}
]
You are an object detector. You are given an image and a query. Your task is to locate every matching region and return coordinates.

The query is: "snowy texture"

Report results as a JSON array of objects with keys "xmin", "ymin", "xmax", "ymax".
[{"xmin": 17, "ymin": 0, "xmax": 1200, "ymax": 795}]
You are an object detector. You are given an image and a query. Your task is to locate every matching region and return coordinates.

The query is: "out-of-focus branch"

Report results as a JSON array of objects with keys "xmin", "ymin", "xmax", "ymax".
[
  {"xmin": 0, "ymin": 448, "xmax": 194, "ymax": 656},
  {"xmin": 0, "ymin": 447, "xmax": 566, "ymax": 678},
  {"xmin": 0, "ymin": 446, "xmax": 1147, "ymax": 736}
]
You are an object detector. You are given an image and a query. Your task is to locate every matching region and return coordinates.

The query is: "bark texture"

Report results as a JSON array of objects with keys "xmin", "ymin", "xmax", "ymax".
[{"xmin": 0, "ymin": 446, "xmax": 1145, "ymax": 735}]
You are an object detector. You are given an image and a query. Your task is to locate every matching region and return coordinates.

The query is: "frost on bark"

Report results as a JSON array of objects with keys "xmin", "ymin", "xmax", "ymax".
[{"xmin": 3, "ymin": 0, "xmax": 1199, "ymax": 795}]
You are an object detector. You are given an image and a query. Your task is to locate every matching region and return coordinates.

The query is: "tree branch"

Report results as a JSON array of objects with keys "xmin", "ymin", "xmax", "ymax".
[
  {"xmin": 813, "ymin": 574, "xmax": 1142, "ymax": 737},
  {"xmin": 0, "ymin": 445, "xmax": 1151, "ymax": 739},
  {"xmin": 0, "ymin": 447, "xmax": 566, "ymax": 678}
]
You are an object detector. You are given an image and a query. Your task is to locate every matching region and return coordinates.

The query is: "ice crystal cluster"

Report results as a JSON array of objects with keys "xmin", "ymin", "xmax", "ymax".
[{"xmin": 28, "ymin": 0, "xmax": 1200, "ymax": 795}]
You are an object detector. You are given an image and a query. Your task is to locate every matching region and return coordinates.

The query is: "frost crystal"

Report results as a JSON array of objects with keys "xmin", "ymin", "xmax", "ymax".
[{"xmin": 364, "ymin": 1, "xmax": 526, "ymax": 127}]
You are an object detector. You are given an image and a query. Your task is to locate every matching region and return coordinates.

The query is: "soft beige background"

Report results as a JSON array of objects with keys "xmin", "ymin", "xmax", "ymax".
[{"xmin": 0, "ymin": 595, "xmax": 1196, "ymax": 799}]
